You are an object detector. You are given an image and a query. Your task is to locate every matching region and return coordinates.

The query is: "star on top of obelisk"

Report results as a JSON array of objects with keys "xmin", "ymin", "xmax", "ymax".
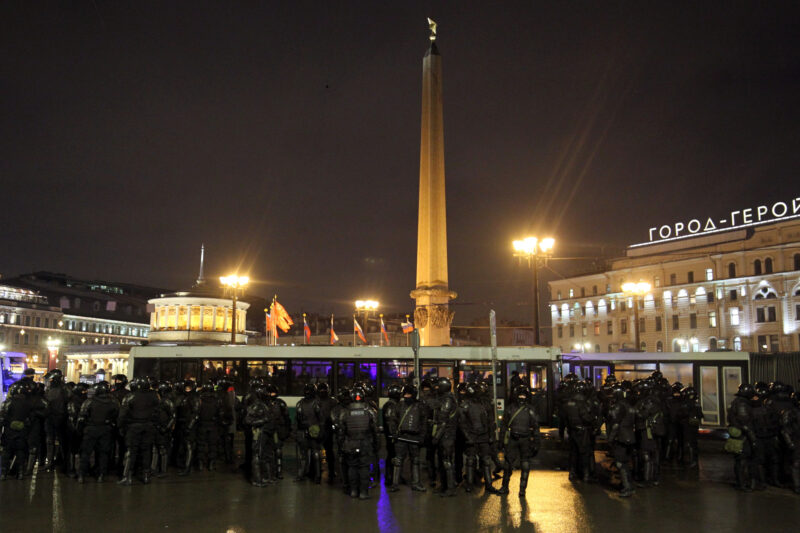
[{"xmin": 427, "ymin": 18, "xmax": 437, "ymax": 41}]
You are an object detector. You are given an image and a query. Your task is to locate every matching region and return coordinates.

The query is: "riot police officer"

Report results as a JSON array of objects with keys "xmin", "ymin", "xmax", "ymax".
[
  {"xmin": 152, "ymin": 382, "xmax": 176, "ymax": 477},
  {"xmin": 499, "ymin": 385, "xmax": 541, "ymax": 497},
  {"xmin": 562, "ymin": 380, "xmax": 595, "ymax": 483},
  {"xmin": 176, "ymin": 379, "xmax": 200, "ymax": 476},
  {"xmin": 678, "ymin": 386, "xmax": 703, "ymax": 468},
  {"xmin": 66, "ymin": 383, "xmax": 88, "ymax": 478},
  {"xmin": 388, "ymin": 384, "xmax": 428, "ymax": 493},
  {"xmin": 25, "ymin": 381, "xmax": 47, "ymax": 476},
  {"xmin": 43, "ymin": 370, "xmax": 70, "ymax": 473},
  {"xmin": 316, "ymin": 382, "xmax": 338, "ymax": 484},
  {"xmin": 779, "ymin": 391, "xmax": 800, "ymax": 494},
  {"xmin": 244, "ymin": 383, "xmax": 278, "ymax": 486},
  {"xmin": 605, "ymin": 382, "xmax": 637, "ymax": 497},
  {"xmin": 634, "ymin": 379, "xmax": 664, "ymax": 487},
  {"xmin": 267, "ymin": 384, "xmax": 291, "ymax": 479},
  {"xmin": 381, "ymin": 384, "xmax": 402, "ymax": 487},
  {"xmin": 420, "ymin": 378, "xmax": 439, "ymax": 487},
  {"xmin": 458, "ymin": 383, "xmax": 501, "ymax": 494},
  {"xmin": 432, "ymin": 377, "xmax": 459, "ymax": 497},
  {"xmin": 77, "ymin": 381, "xmax": 119, "ymax": 483},
  {"xmin": 196, "ymin": 382, "xmax": 227, "ymax": 472},
  {"xmin": 0, "ymin": 382, "xmax": 32, "ymax": 480},
  {"xmin": 728, "ymin": 383, "xmax": 758, "ymax": 491},
  {"xmin": 110, "ymin": 374, "xmax": 129, "ymax": 476},
  {"xmin": 337, "ymin": 386, "xmax": 378, "ymax": 499},
  {"xmin": 117, "ymin": 377, "xmax": 159, "ymax": 485},
  {"xmin": 239, "ymin": 377, "xmax": 264, "ymax": 477},
  {"xmin": 295, "ymin": 383, "xmax": 323, "ymax": 483}
]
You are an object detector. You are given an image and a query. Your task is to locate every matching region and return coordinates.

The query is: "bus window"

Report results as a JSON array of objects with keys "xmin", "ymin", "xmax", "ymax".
[
  {"xmin": 133, "ymin": 358, "xmax": 157, "ymax": 379},
  {"xmin": 458, "ymin": 361, "xmax": 495, "ymax": 385},
  {"xmin": 358, "ymin": 362, "xmax": 378, "ymax": 396},
  {"xmin": 380, "ymin": 361, "xmax": 414, "ymax": 395},
  {"xmin": 181, "ymin": 361, "xmax": 199, "ymax": 381},
  {"xmin": 289, "ymin": 360, "xmax": 332, "ymax": 396},
  {"xmin": 201, "ymin": 360, "xmax": 225, "ymax": 385},
  {"xmin": 160, "ymin": 361, "xmax": 179, "ymax": 383},
  {"xmin": 336, "ymin": 362, "xmax": 377, "ymax": 397},
  {"xmin": 246, "ymin": 360, "xmax": 287, "ymax": 394},
  {"xmin": 613, "ymin": 363, "xmax": 656, "ymax": 382},
  {"xmin": 659, "ymin": 363, "xmax": 693, "ymax": 386},
  {"xmin": 421, "ymin": 364, "xmax": 454, "ymax": 382},
  {"xmin": 700, "ymin": 366, "xmax": 720, "ymax": 425},
  {"xmin": 338, "ymin": 362, "xmax": 356, "ymax": 389}
]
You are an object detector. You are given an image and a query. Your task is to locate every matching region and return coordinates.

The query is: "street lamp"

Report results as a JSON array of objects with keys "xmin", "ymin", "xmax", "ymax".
[
  {"xmin": 622, "ymin": 281, "xmax": 651, "ymax": 351},
  {"xmin": 512, "ymin": 236, "xmax": 555, "ymax": 346},
  {"xmin": 354, "ymin": 300, "xmax": 379, "ymax": 345},
  {"xmin": 220, "ymin": 275, "xmax": 250, "ymax": 344}
]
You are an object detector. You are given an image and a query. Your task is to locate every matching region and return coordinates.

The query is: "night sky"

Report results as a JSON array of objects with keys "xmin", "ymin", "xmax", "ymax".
[{"xmin": 2, "ymin": 2, "xmax": 798, "ymax": 325}]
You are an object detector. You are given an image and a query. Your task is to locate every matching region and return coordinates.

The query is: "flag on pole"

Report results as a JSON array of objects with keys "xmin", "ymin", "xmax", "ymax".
[
  {"xmin": 354, "ymin": 317, "xmax": 367, "ymax": 344},
  {"xmin": 380, "ymin": 316, "xmax": 389, "ymax": 345},
  {"xmin": 401, "ymin": 319, "xmax": 414, "ymax": 334},
  {"xmin": 271, "ymin": 299, "xmax": 294, "ymax": 333},
  {"xmin": 303, "ymin": 314, "xmax": 311, "ymax": 344},
  {"xmin": 330, "ymin": 315, "xmax": 339, "ymax": 345}
]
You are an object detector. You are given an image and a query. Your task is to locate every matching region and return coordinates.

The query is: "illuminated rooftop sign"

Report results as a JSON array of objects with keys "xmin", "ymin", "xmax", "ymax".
[{"xmin": 630, "ymin": 197, "xmax": 800, "ymax": 248}]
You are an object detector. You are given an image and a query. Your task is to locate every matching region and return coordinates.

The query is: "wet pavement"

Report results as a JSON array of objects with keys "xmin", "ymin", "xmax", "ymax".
[{"xmin": 2, "ymin": 441, "xmax": 799, "ymax": 533}]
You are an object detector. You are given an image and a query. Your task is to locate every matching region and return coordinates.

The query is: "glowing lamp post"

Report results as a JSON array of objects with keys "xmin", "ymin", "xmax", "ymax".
[
  {"xmin": 354, "ymin": 300, "xmax": 379, "ymax": 345},
  {"xmin": 220, "ymin": 275, "xmax": 249, "ymax": 344},
  {"xmin": 622, "ymin": 281, "xmax": 651, "ymax": 351},
  {"xmin": 512, "ymin": 237, "xmax": 555, "ymax": 346}
]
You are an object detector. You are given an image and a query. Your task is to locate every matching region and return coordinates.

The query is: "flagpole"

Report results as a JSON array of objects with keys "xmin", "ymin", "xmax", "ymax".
[
  {"xmin": 379, "ymin": 314, "xmax": 383, "ymax": 347},
  {"xmin": 353, "ymin": 314, "xmax": 357, "ymax": 346},
  {"xmin": 405, "ymin": 314, "xmax": 410, "ymax": 347}
]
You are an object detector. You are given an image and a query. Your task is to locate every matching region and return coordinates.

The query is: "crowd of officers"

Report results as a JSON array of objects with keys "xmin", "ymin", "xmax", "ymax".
[{"xmin": 1, "ymin": 366, "xmax": 798, "ymax": 499}]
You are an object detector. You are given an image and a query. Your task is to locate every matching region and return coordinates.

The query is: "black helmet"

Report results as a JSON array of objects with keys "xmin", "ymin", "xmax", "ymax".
[
  {"xmin": 754, "ymin": 381, "xmax": 769, "ymax": 398},
  {"xmin": 651, "ymin": 370, "xmax": 663, "ymax": 380},
  {"xmin": 421, "ymin": 378, "xmax": 433, "ymax": 391},
  {"xmin": 266, "ymin": 383, "xmax": 279, "ymax": 397},
  {"xmin": 387, "ymin": 384, "xmax": 403, "ymax": 400},
  {"xmin": 146, "ymin": 376, "xmax": 158, "ymax": 391},
  {"xmin": 564, "ymin": 373, "xmax": 579, "ymax": 383},
  {"xmin": 129, "ymin": 377, "xmax": 143, "ymax": 392},
  {"xmin": 465, "ymin": 383, "xmax": 479, "ymax": 398},
  {"xmin": 94, "ymin": 381, "xmax": 111, "ymax": 396},
  {"xmin": 681, "ymin": 386, "xmax": 697, "ymax": 401},
  {"xmin": 249, "ymin": 377, "xmax": 265, "ymax": 391},
  {"xmin": 456, "ymin": 382, "xmax": 468, "ymax": 396},
  {"xmin": 8, "ymin": 381, "xmax": 25, "ymax": 397},
  {"xmin": 317, "ymin": 382, "xmax": 330, "ymax": 398},
  {"xmin": 74, "ymin": 383, "xmax": 89, "ymax": 399},
  {"xmin": 303, "ymin": 383, "xmax": 317, "ymax": 399},
  {"xmin": 611, "ymin": 383, "xmax": 627, "ymax": 401},
  {"xmin": 337, "ymin": 386, "xmax": 351, "ymax": 404},
  {"xmin": 364, "ymin": 382, "xmax": 376, "ymax": 398},
  {"xmin": 402, "ymin": 384, "xmax": 417, "ymax": 398},
  {"xmin": 253, "ymin": 384, "xmax": 269, "ymax": 400},
  {"xmin": 436, "ymin": 377, "xmax": 452, "ymax": 395},
  {"xmin": 49, "ymin": 373, "xmax": 64, "ymax": 387},
  {"xmin": 350, "ymin": 386, "xmax": 366, "ymax": 403},
  {"xmin": 183, "ymin": 379, "xmax": 197, "ymax": 393},
  {"xmin": 112, "ymin": 374, "xmax": 128, "ymax": 385},
  {"xmin": 158, "ymin": 381, "xmax": 173, "ymax": 396},
  {"xmin": 478, "ymin": 381, "xmax": 488, "ymax": 396},
  {"xmin": 736, "ymin": 383, "xmax": 755, "ymax": 398},
  {"xmin": 604, "ymin": 374, "xmax": 618, "ymax": 384},
  {"xmin": 513, "ymin": 384, "xmax": 529, "ymax": 399},
  {"xmin": 671, "ymin": 382, "xmax": 684, "ymax": 395}
]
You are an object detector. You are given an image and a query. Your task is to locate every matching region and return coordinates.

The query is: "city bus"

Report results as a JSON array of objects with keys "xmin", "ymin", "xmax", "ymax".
[
  {"xmin": 127, "ymin": 345, "xmax": 560, "ymax": 422},
  {"xmin": 1, "ymin": 351, "xmax": 28, "ymax": 402}
]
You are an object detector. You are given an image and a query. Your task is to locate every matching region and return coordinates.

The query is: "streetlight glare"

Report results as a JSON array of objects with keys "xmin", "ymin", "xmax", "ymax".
[
  {"xmin": 539, "ymin": 237, "xmax": 555, "ymax": 252},
  {"xmin": 512, "ymin": 236, "xmax": 555, "ymax": 255},
  {"xmin": 355, "ymin": 300, "xmax": 379, "ymax": 310},
  {"xmin": 622, "ymin": 281, "xmax": 651, "ymax": 295},
  {"xmin": 220, "ymin": 275, "xmax": 250, "ymax": 288}
]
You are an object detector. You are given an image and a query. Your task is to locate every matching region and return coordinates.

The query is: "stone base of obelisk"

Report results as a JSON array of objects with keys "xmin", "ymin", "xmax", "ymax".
[{"xmin": 410, "ymin": 287, "xmax": 457, "ymax": 346}]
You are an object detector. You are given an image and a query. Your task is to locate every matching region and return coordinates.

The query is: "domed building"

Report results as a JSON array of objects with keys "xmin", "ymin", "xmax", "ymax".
[{"xmin": 147, "ymin": 246, "xmax": 250, "ymax": 345}]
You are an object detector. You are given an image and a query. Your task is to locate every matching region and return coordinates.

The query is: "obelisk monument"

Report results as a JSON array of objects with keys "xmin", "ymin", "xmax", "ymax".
[{"xmin": 411, "ymin": 19, "xmax": 456, "ymax": 346}]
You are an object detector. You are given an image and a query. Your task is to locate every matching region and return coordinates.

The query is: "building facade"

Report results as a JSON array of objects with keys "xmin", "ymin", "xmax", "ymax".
[{"xmin": 548, "ymin": 219, "xmax": 800, "ymax": 354}]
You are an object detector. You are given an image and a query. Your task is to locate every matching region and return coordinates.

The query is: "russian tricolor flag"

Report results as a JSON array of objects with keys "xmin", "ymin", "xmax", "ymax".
[
  {"xmin": 380, "ymin": 317, "xmax": 389, "ymax": 345},
  {"xmin": 354, "ymin": 318, "xmax": 367, "ymax": 344},
  {"xmin": 303, "ymin": 314, "xmax": 311, "ymax": 343},
  {"xmin": 401, "ymin": 320, "xmax": 414, "ymax": 334}
]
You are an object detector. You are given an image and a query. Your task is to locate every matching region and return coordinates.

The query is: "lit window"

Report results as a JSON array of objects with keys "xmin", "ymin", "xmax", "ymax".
[
  {"xmin": 730, "ymin": 308, "xmax": 740, "ymax": 326},
  {"xmin": 709, "ymin": 311, "xmax": 717, "ymax": 327},
  {"xmin": 733, "ymin": 336, "xmax": 742, "ymax": 351},
  {"xmin": 569, "ymin": 289, "xmax": 574, "ymax": 298},
  {"xmin": 706, "ymin": 268, "xmax": 714, "ymax": 281}
]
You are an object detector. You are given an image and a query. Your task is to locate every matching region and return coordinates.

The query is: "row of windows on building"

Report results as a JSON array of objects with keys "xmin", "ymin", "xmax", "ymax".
[
  {"xmin": 555, "ymin": 301, "xmax": 793, "ymax": 341},
  {"xmin": 555, "ymin": 254, "xmax": 800, "ymax": 300},
  {"xmin": 0, "ymin": 329, "xmax": 144, "ymax": 347},
  {"xmin": 563, "ymin": 336, "xmax": 746, "ymax": 353},
  {"xmin": 0, "ymin": 313, "xmax": 148, "ymax": 337},
  {"xmin": 554, "ymin": 285, "xmax": 792, "ymax": 320}
]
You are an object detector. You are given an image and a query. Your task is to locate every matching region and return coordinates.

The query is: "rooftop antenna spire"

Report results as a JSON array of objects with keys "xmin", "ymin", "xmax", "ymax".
[{"xmin": 195, "ymin": 243, "xmax": 206, "ymax": 286}]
